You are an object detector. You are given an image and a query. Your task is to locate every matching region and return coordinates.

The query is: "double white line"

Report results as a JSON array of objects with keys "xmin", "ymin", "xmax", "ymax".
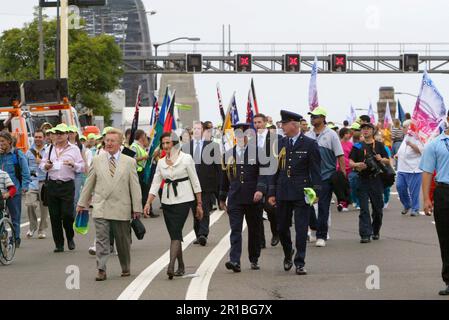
[{"xmin": 118, "ymin": 210, "xmax": 229, "ymax": 300}]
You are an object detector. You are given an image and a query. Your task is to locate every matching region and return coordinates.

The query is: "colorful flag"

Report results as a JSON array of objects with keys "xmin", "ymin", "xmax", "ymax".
[
  {"xmin": 250, "ymin": 78, "xmax": 259, "ymax": 114},
  {"xmin": 384, "ymin": 101, "xmax": 393, "ymax": 129},
  {"xmin": 349, "ymin": 105, "xmax": 357, "ymax": 124},
  {"xmin": 408, "ymin": 71, "xmax": 447, "ymax": 143},
  {"xmin": 163, "ymin": 91, "xmax": 176, "ymax": 133},
  {"xmin": 222, "ymin": 92, "xmax": 238, "ymax": 151},
  {"xmin": 368, "ymin": 102, "xmax": 376, "ymax": 124},
  {"xmin": 308, "ymin": 56, "xmax": 319, "ymax": 111},
  {"xmin": 397, "ymin": 99, "xmax": 405, "ymax": 124},
  {"xmin": 128, "ymin": 85, "xmax": 141, "ymax": 146},
  {"xmin": 230, "ymin": 93, "xmax": 240, "ymax": 125},
  {"xmin": 216, "ymin": 83, "xmax": 226, "ymax": 122},
  {"xmin": 246, "ymin": 89, "xmax": 256, "ymax": 128}
]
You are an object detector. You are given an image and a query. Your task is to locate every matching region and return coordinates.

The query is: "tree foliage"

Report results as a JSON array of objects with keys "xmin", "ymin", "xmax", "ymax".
[{"xmin": 0, "ymin": 14, "xmax": 122, "ymax": 123}]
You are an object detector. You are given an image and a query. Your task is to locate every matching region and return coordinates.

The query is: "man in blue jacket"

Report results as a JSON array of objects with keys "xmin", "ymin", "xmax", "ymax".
[
  {"xmin": 0, "ymin": 131, "xmax": 31, "ymax": 247},
  {"xmin": 219, "ymin": 123, "xmax": 268, "ymax": 272},
  {"xmin": 268, "ymin": 110, "xmax": 321, "ymax": 275}
]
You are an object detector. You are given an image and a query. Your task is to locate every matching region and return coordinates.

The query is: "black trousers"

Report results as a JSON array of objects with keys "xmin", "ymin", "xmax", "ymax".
[
  {"xmin": 138, "ymin": 171, "xmax": 149, "ymax": 209},
  {"xmin": 190, "ymin": 191, "xmax": 213, "ymax": 238},
  {"xmin": 359, "ymin": 176, "xmax": 384, "ymax": 238},
  {"xmin": 228, "ymin": 203, "xmax": 263, "ymax": 264},
  {"xmin": 331, "ymin": 171, "xmax": 350, "ymax": 204},
  {"xmin": 47, "ymin": 180, "xmax": 75, "ymax": 248},
  {"xmin": 434, "ymin": 185, "xmax": 449, "ymax": 285},
  {"xmin": 260, "ymin": 202, "xmax": 278, "ymax": 244},
  {"xmin": 277, "ymin": 200, "xmax": 309, "ymax": 268}
]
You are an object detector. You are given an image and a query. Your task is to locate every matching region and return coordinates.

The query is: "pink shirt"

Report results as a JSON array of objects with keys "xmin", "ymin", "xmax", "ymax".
[
  {"xmin": 40, "ymin": 143, "xmax": 85, "ymax": 181},
  {"xmin": 337, "ymin": 140, "xmax": 353, "ymax": 175}
]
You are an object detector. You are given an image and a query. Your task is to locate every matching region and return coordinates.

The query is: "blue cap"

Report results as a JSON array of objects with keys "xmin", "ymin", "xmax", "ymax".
[
  {"xmin": 232, "ymin": 123, "xmax": 251, "ymax": 130},
  {"xmin": 280, "ymin": 110, "xmax": 303, "ymax": 123}
]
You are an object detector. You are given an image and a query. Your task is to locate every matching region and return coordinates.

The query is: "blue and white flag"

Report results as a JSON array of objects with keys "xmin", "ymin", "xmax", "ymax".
[{"xmin": 308, "ymin": 56, "xmax": 319, "ymax": 111}]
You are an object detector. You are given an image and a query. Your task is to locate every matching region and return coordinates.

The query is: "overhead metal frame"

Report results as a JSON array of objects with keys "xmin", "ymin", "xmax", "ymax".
[{"xmin": 123, "ymin": 55, "xmax": 449, "ymax": 74}]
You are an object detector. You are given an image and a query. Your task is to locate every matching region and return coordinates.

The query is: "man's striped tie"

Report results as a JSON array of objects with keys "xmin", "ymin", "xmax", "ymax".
[{"xmin": 109, "ymin": 156, "xmax": 116, "ymax": 177}]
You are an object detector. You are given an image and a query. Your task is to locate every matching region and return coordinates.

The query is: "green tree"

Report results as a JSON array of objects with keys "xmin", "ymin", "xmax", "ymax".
[{"xmin": 0, "ymin": 14, "xmax": 122, "ymax": 123}]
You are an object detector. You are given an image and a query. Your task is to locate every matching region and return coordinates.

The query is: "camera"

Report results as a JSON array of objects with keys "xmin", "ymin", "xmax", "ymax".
[{"xmin": 364, "ymin": 155, "xmax": 386, "ymax": 176}]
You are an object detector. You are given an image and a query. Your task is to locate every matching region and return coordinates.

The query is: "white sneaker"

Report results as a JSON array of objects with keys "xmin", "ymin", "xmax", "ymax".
[
  {"xmin": 26, "ymin": 230, "xmax": 35, "ymax": 238},
  {"xmin": 342, "ymin": 207, "xmax": 349, "ymax": 212},
  {"xmin": 316, "ymin": 239, "xmax": 326, "ymax": 247},
  {"xmin": 383, "ymin": 202, "xmax": 389, "ymax": 209},
  {"xmin": 88, "ymin": 246, "xmax": 96, "ymax": 255},
  {"xmin": 309, "ymin": 230, "xmax": 317, "ymax": 243},
  {"xmin": 38, "ymin": 233, "xmax": 46, "ymax": 239}
]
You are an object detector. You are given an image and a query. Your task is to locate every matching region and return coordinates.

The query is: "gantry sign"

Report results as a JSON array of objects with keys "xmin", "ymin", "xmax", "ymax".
[{"xmin": 123, "ymin": 53, "xmax": 449, "ymax": 74}]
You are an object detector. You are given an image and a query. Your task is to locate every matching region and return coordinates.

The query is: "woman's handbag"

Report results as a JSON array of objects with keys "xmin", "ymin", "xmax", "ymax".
[
  {"xmin": 131, "ymin": 217, "xmax": 146, "ymax": 240},
  {"xmin": 41, "ymin": 145, "xmax": 54, "ymax": 207}
]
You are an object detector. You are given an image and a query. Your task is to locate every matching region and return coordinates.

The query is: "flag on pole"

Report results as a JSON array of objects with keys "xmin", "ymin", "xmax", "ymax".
[
  {"xmin": 368, "ymin": 102, "xmax": 376, "ymax": 124},
  {"xmin": 148, "ymin": 87, "xmax": 170, "ymax": 158},
  {"xmin": 128, "ymin": 85, "xmax": 141, "ymax": 146},
  {"xmin": 250, "ymin": 78, "xmax": 259, "ymax": 114},
  {"xmin": 384, "ymin": 101, "xmax": 393, "ymax": 129},
  {"xmin": 246, "ymin": 88, "xmax": 257, "ymax": 128},
  {"xmin": 408, "ymin": 70, "xmax": 447, "ymax": 143},
  {"xmin": 216, "ymin": 83, "xmax": 226, "ymax": 122},
  {"xmin": 397, "ymin": 99, "xmax": 405, "ymax": 124},
  {"xmin": 308, "ymin": 56, "xmax": 319, "ymax": 111},
  {"xmin": 349, "ymin": 105, "xmax": 357, "ymax": 124},
  {"xmin": 222, "ymin": 92, "xmax": 238, "ymax": 151},
  {"xmin": 163, "ymin": 91, "xmax": 176, "ymax": 133}
]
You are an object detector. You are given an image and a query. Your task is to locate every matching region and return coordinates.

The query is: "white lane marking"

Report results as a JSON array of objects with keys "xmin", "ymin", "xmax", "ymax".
[
  {"xmin": 117, "ymin": 210, "xmax": 225, "ymax": 300},
  {"xmin": 185, "ymin": 221, "xmax": 247, "ymax": 300}
]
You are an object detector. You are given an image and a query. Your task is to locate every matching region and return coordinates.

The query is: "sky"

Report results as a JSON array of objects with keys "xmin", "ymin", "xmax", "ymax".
[{"xmin": 2, "ymin": 0, "xmax": 449, "ymax": 125}]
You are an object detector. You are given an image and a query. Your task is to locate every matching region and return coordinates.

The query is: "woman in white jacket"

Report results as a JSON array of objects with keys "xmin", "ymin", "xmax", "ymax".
[{"xmin": 144, "ymin": 132, "xmax": 203, "ymax": 279}]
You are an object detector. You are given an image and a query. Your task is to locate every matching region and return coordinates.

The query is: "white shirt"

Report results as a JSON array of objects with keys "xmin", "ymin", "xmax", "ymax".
[
  {"xmin": 257, "ymin": 129, "xmax": 268, "ymax": 148},
  {"xmin": 288, "ymin": 132, "xmax": 301, "ymax": 146},
  {"xmin": 397, "ymin": 135, "xmax": 424, "ymax": 173},
  {"xmin": 193, "ymin": 139, "xmax": 204, "ymax": 155},
  {"xmin": 108, "ymin": 150, "xmax": 121, "ymax": 163}
]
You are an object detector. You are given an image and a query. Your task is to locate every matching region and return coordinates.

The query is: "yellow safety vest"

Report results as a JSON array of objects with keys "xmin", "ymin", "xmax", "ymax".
[{"xmin": 131, "ymin": 142, "xmax": 147, "ymax": 172}]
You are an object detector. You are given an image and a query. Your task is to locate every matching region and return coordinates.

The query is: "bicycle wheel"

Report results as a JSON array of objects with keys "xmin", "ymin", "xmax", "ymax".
[{"xmin": 0, "ymin": 217, "xmax": 16, "ymax": 265}]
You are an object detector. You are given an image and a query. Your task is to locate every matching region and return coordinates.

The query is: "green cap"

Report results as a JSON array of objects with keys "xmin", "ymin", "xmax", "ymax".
[
  {"xmin": 46, "ymin": 128, "xmax": 55, "ymax": 134},
  {"xmin": 80, "ymin": 135, "xmax": 87, "ymax": 141},
  {"xmin": 87, "ymin": 133, "xmax": 97, "ymax": 140},
  {"xmin": 308, "ymin": 106, "xmax": 327, "ymax": 117},
  {"xmin": 95, "ymin": 135, "xmax": 103, "ymax": 141},
  {"xmin": 102, "ymin": 126, "xmax": 114, "ymax": 136},
  {"xmin": 350, "ymin": 122, "xmax": 361, "ymax": 130},
  {"xmin": 68, "ymin": 126, "xmax": 78, "ymax": 133},
  {"xmin": 53, "ymin": 123, "xmax": 70, "ymax": 133},
  {"xmin": 304, "ymin": 188, "xmax": 317, "ymax": 206}
]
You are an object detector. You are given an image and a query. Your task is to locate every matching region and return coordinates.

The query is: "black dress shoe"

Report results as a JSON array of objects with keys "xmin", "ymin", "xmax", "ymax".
[
  {"xmin": 68, "ymin": 239, "xmax": 76, "ymax": 250},
  {"xmin": 54, "ymin": 247, "xmax": 64, "ymax": 253},
  {"xmin": 225, "ymin": 261, "xmax": 241, "ymax": 273},
  {"xmin": 250, "ymin": 262, "xmax": 260, "ymax": 270},
  {"xmin": 271, "ymin": 235, "xmax": 280, "ymax": 247},
  {"xmin": 283, "ymin": 249, "xmax": 294, "ymax": 271},
  {"xmin": 193, "ymin": 239, "xmax": 199, "ymax": 245},
  {"xmin": 198, "ymin": 235, "xmax": 207, "ymax": 246},
  {"xmin": 439, "ymin": 285, "xmax": 449, "ymax": 296},
  {"xmin": 372, "ymin": 234, "xmax": 380, "ymax": 240},
  {"xmin": 296, "ymin": 266, "xmax": 307, "ymax": 275},
  {"xmin": 360, "ymin": 238, "xmax": 371, "ymax": 244}
]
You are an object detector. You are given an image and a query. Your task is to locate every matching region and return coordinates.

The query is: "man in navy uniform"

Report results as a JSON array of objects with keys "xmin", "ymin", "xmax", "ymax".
[
  {"xmin": 268, "ymin": 110, "xmax": 322, "ymax": 275},
  {"xmin": 219, "ymin": 123, "xmax": 267, "ymax": 272}
]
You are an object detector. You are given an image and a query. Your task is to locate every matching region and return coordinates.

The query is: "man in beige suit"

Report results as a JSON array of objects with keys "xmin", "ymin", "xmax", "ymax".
[{"xmin": 77, "ymin": 128, "xmax": 142, "ymax": 281}]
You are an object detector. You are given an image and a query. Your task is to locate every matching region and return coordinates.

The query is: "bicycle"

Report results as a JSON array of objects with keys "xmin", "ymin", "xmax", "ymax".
[{"xmin": 0, "ymin": 200, "xmax": 16, "ymax": 265}]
